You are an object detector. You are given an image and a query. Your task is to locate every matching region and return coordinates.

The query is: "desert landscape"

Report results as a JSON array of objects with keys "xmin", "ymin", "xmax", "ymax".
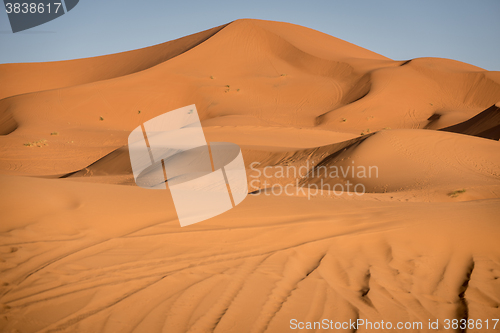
[{"xmin": 1, "ymin": 19, "xmax": 500, "ymax": 332}]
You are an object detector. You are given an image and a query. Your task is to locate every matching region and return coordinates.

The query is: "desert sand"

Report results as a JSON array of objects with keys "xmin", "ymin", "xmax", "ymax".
[{"xmin": 0, "ymin": 19, "xmax": 499, "ymax": 332}]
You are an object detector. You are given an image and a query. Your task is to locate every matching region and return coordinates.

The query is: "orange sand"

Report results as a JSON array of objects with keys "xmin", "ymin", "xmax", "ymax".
[{"xmin": 1, "ymin": 19, "xmax": 499, "ymax": 333}]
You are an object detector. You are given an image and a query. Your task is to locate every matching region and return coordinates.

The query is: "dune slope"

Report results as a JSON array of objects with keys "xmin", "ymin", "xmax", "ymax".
[
  {"xmin": 1, "ymin": 175, "xmax": 499, "ymax": 332},
  {"xmin": 441, "ymin": 104, "xmax": 500, "ymax": 140}
]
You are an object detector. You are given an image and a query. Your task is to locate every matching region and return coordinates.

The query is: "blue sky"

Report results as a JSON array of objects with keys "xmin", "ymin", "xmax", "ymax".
[{"xmin": 1, "ymin": 0, "xmax": 499, "ymax": 70}]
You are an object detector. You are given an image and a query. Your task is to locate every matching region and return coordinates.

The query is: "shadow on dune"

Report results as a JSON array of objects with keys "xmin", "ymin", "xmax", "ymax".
[
  {"xmin": 0, "ymin": 103, "xmax": 17, "ymax": 135},
  {"xmin": 440, "ymin": 104, "xmax": 500, "ymax": 140}
]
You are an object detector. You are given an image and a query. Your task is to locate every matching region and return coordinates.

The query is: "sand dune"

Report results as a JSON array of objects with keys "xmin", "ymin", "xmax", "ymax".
[
  {"xmin": 1, "ymin": 19, "xmax": 500, "ymax": 332},
  {"xmin": 1, "ymin": 175, "xmax": 499, "ymax": 332},
  {"xmin": 2, "ymin": 20, "xmax": 500, "ymax": 176},
  {"xmin": 0, "ymin": 24, "xmax": 228, "ymax": 101},
  {"xmin": 441, "ymin": 104, "xmax": 500, "ymax": 140}
]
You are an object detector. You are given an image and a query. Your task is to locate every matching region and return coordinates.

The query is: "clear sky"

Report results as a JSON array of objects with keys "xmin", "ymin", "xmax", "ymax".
[{"xmin": 1, "ymin": 0, "xmax": 499, "ymax": 70}]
